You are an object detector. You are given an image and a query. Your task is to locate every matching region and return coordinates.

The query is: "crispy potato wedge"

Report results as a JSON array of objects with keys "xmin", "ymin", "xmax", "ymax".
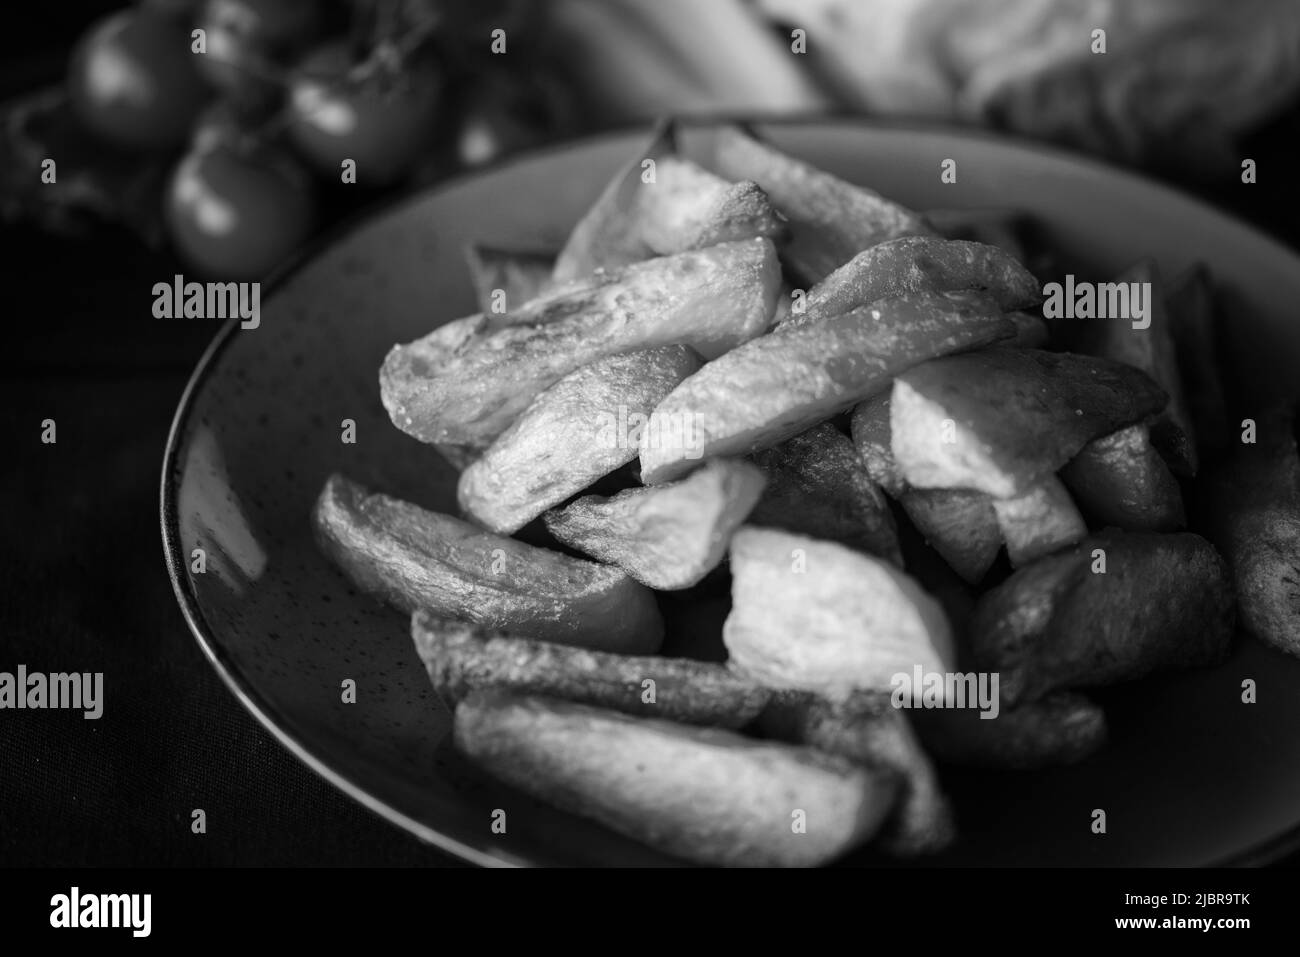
[
  {"xmin": 991, "ymin": 474, "xmax": 1087, "ymax": 567},
  {"xmin": 454, "ymin": 691, "xmax": 899, "ymax": 867},
  {"xmin": 748, "ymin": 423, "xmax": 902, "ymax": 565},
  {"xmin": 380, "ymin": 295, "xmax": 593, "ymax": 474},
  {"xmin": 459, "ymin": 346, "xmax": 702, "ymax": 534},
  {"xmin": 912, "ymin": 692, "xmax": 1107, "ymax": 770},
  {"xmin": 901, "ymin": 488, "xmax": 1003, "ymax": 584},
  {"xmin": 382, "ymin": 238, "xmax": 781, "ymax": 447},
  {"xmin": 552, "ymin": 122, "xmax": 786, "ymax": 282},
  {"xmin": 713, "ymin": 124, "xmax": 933, "ymax": 282},
  {"xmin": 850, "ymin": 392, "xmax": 907, "ymax": 495},
  {"xmin": 851, "ymin": 394, "xmax": 1001, "ymax": 583},
  {"xmin": 378, "ymin": 315, "xmax": 496, "ymax": 469},
  {"xmin": 783, "ymin": 236, "xmax": 1041, "ymax": 328},
  {"xmin": 890, "ymin": 348, "xmax": 1168, "ymax": 498},
  {"xmin": 434, "ymin": 259, "xmax": 674, "ymax": 473},
  {"xmin": 463, "ymin": 243, "xmax": 555, "ymax": 316},
  {"xmin": 412, "ymin": 612, "xmax": 770, "ymax": 727},
  {"xmin": 640, "ymin": 290, "xmax": 1015, "ymax": 484},
  {"xmin": 312, "ymin": 474, "xmax": 663, "ymax": 653},
  {"xmin": 724, "ymin": 527, "xmax": 955, "ymax": 701},
  {"xmin": 1167, "ymin": 265, "xmax": 1230, "ymax": 463},
  {"xmin": 551, "ymin": 120, "xmax": 678, "ymax": 281},
  {"xmin": 1202, "ymin": 404, "xmax": 1300, "ymax": 657},
  {"xmin": 1074, "ymin": 260, "xmax": 1197, "ymax": 475},
  {"xmin": 970, "ymin": 531, "xmax": 1234, "ymax": 706},
  {"xmin": 921, "ymin": 206, "xmax": 1030, "ymax": 263},
  {"xmin": 757, "ymin": 690, "xmax": 954, "ymax": 855},
  {"xmin": 543, "ymin": 458, "xmax": 767, "ymax": 589},
  {"xmin": 638, "ymin": 158, "xmax": 788, "ymax": 254},
  {"xmin": 1060, "ymin": 423, "xmax": 1185, "ymax": 531}
]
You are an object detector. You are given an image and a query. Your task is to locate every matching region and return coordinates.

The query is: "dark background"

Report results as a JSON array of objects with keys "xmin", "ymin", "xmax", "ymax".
[
  {"xmin": 2, "ymin": 3, "xmax": 1299, "ymax": 866},
  {"xmin": 2, "ymin": 0, "xmax": 462, "ymax": 866}
]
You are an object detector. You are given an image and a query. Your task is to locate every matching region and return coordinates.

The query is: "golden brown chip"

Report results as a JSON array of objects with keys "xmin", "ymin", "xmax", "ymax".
[
  {"xmin": 970, "ymin": 531, "xmax": 1234, "ymax": 705},
  {"xmin": 454, "ymin": 691, "xmax": 899, "ymax": 867},
  {"xmin": 544, "ymin": 459, "xmax": 766, "ymax": 589},
  {"xmin": 412, "ymin": 612, "xmax": 770, "ymax": 727},
  {"xmin": 641, "ymin": 290, "xmax": 1014, "ymax": 484},
  {"xmin": 312, "ymin": 474, "xmax": 663, "ymax": 653}
]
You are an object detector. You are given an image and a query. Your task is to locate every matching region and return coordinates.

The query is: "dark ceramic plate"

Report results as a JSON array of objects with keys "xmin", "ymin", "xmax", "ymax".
[{"xmin": 162, "ymin": 120, "xmax": 1300, "ymax": 866}]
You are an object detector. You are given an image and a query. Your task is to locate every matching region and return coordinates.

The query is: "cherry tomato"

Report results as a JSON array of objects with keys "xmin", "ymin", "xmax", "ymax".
[
  {"xmin": 195, "ymin": 0, "xmax": 320, "ymax": 102},
  {"xmin": 286, "ymin": 42, "xmax": 441, "ymax": 187},
  {"xmin": 166, "ymin": 143, "xmax": 314, "ymax": 279},
  {"xmin": 67, "ymin": 9, "xmax": 212, "ymax": 151}
]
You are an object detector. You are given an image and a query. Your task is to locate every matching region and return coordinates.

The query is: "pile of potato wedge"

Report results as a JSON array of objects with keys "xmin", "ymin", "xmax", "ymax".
[{"xmin": 312, "ymin": 122, "xmax": 1298, "ymax": 867}]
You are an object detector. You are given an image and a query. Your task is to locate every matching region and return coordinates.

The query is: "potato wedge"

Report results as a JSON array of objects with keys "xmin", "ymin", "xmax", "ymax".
[
  {"xmin": 453, "ymin": 691, "xmax": 899, "ymax": 867},
  {"xmin": 412, "ymin": 612, "xmax": 770, "ymax": 727},
  {"xmin": 1202, "ymin": 404, "xmax": 1300, "ymax": 657},
  {"xmin": 851, "ymin": 394, "xmax": 1001, "ymax": 583},
  {"xmin": 713, "ymin": 124, "xmax": 933, "ymax": 282},
  {"xmin": 724, "ymin": 527, "xmax": 954, "ymax": 701},
  {"xmin": 377, "ymin": 314, "xmax": 495, "ymax": 469},
  {"xmin": 748, "ymin": 423, "xmax": 902, "ymax": 565},
  {"xmin": 991, "ymin": 474, "xmax": 1087, "ymax": 567},
  {"xmin": 552, "ymin": 122, "xmax": 786, "ymax": 282},
  {"xmin": 418, "ymin": 273, "xmax": 673, "ymax": 471},
  {"xmin": 901, "ymin": 488, "xmax": 1003, "ymax": 584},
  {"xmin": 543, "ymin": 458, "xmax": 767, "ymax": 589},
  {"xmin": 1074, "ymin": 260, "xmax": 1197, "ymax": 475},
  {"xmin": 551, "ymin": 120, "xmax": 677, "ymax": 281},
  {"xmin": 459, "ymin": 346, "xmax": 703, "ymax": 535},
  {"xmin": 912, "ymin": 692, "xmax": 1107, "ymax": 770},
  {"xmin": 1060, "ymin": 423, "xmax": 1185, "ymax": 531},
  {"xmin": 969, "ymin": 531, "xmax": 1234, "ymax": 706},
  {"xmin": 640, "ymin": 290, "xmax": 1015, "ymax": 484},
  {"xmin": 312, "ymin": 474, "xmax": 663, "ymax": 653},
  {"xmin": 849, "ymin": 392, "xmax": 907, "ymax": 495},
  {"xmin": 784, "ymin": 236, "xmax": 1041, "ymax": 328},
  {"xmin": 463, "ymin": 243, "xmax": 555, "ymax": 316},
  {"xmin": 1167, "ymin": 265, "xmax": 1230, "ymax": 463},
  {"xmin": 757, "ymin": 690, "xmax": 954, "ymax": 855},
  {"xmin": 638, "ymin": 159, "xmax": 788, "ymax": 254},
  {"xmin": 890, "ymin": 348, "xmax": 1168, "ymax": 498},
  {"xmin": 382, "ymin": 238, "xmax": 781, "ymax": 447}
]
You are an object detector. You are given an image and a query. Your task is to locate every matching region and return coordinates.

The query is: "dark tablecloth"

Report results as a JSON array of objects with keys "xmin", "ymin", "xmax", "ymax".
[{"xmin": 1, "ymin": 226, "xmax": 463, "ymax": 866}]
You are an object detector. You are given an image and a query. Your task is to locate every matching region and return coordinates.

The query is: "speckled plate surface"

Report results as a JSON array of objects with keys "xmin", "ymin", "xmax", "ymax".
[{"xmin": 162, "ymin": 119, "xmax": 1300, "ymax": 867}]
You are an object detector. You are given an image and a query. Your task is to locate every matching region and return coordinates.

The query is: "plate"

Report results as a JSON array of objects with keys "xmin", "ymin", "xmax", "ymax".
[{"xmin": 162, "ymin": 119, "xmax": 1300, "ymax": 866}]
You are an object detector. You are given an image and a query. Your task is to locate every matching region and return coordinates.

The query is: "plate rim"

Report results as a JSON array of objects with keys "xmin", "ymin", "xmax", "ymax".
[{"xmin": 160, "ymin": 114, "xmax": 1300, "ymax": 868}]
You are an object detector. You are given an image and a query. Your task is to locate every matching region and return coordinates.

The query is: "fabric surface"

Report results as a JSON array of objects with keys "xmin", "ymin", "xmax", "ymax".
[{"xmin": 0, "ymin": 227, "xmax": 459, "ymax": 866}]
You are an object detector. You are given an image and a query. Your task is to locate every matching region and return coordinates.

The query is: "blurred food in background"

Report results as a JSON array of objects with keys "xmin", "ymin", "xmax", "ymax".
[
  {"xmin": 539, "ymin": 0, "xmax": 830, "ymax": 120},
  {"xmin": 3, "ymin": 0, "xmax": 1300, "ymax": 278},
  {"xmin": 0, "ymin": 0, "xmax": 564, "ymax": 277},
  {"xmin": 750, "ymin": 0, "xmax": 1300, "ymax": 168},
  {"xmin": 549, "ymin": 0, "xmax": 1300, "ymax": 169}
]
